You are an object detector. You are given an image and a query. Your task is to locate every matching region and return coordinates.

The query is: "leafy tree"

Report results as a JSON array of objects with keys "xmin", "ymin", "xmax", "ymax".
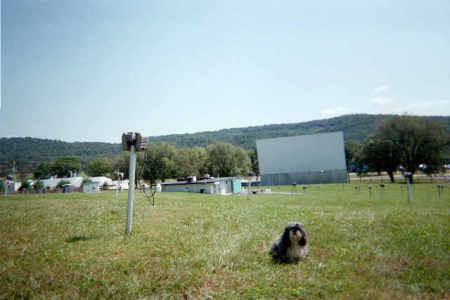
[
  {"xmin": 33, "ymin": 162, "xmax": 53, "ymax": 179},
  {"xmin": 86, "ymin": 157, "xmax": 113, "ymax": 177},
  {"xmin": 374, "ymin": 115, "xmax": 449, "ymax": 183},
  {"xmin": 51, "ymin": 157, "xmax": 81, "ymax": 178},
  {"xmin": 33, "ymin": 180, "xmax": 44, "ymax": 192},
  {"xmin": 111, "ymin": 152, "xmax": 130, "ymax": 179},
  {"xmin": 141, "ymin": 143, "xmax": 177, "ymax": 184},
  {"xmin": 19, "ymin": 180, "xmax": 32, "ymax": 191},
  {"xmin": 344, "ymin": 141, "xmax": 361, "ymax": 172},
  {"xmin": 206, "ymin": 142, "xmax": 251, "ymax": 177},
  {"xmin": 248, "ymin": 148, "xmax": 260, "ymax": 176},
  {"xmin": 361, "ymin": 138, "xmax": 401, "ymax": 182},
  {"xmin": 173, "ymin": 147, "xmax": 207, "ymax": 178}
]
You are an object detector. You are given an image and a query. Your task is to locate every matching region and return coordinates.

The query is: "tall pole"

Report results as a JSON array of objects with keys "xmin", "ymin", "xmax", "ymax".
[{"xmin": 126, "ymin": 145, "xmax": 136, "ymax": 234}]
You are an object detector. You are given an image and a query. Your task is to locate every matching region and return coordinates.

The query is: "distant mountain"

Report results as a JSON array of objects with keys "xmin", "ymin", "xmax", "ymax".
[
  {"xmin": 1, "ymin": 114, "xmax": 449, "ymax": 175},
  {"xmin": 0, "ymin": 137, "xmax": 121, "ymax": 176},
  {"xmin": 147, "ymin": 114, "xmax": 450, "ymax": 149}
]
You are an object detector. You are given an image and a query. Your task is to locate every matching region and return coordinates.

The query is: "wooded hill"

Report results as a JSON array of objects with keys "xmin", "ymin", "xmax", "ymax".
[
  {"xmin": 1, "ymin": 114, "xmax": 449, "ymax": 175},
  {"xmin": 147, "ymin": 114, "xmax": 449, "ymax": 148}
]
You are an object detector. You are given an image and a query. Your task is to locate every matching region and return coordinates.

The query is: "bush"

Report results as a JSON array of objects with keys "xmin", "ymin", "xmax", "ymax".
[
  {"xmin": 56, "ymin": 180, "xmax": 70, "ymax": 189},
  {"xmin": 81, "ymin": 178, "xmax": 93, "ymax": 186},
  {"xmin": 19, "ymin": 181, "xmax": 32, "ymax": 192},
  {"xmin": 33, "ymin": 180, "xmax": 44, "ymax": 192}
]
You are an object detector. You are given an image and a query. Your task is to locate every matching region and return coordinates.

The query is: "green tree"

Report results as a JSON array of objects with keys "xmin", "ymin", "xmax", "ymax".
[
  {"xmin": 141, "ymin": 143, "xmax": 177, "ymax": 184},
  {"xmin": 344, "ymin": 141, "xmax": 361, "ymax": 172},
  {"xmin": 86, "ymin": 157, "xmax": 113, "ymax": 177},
  {"xmin": 19, "ymin": 180, "xmax": 32, "ymax": 192},
  {"xmin": 361, "ymin": 138, "xmax": 401, "ymax": 182},
  {"xmin": 173, "ymin": 147, "xmax": 207, "ymax": 178},
  {"xmin": 248, "ymin": 148, "xmax": 260, "ymax": 176},
  {"xmin": 51, "ymin": 157, "xmax": 81, "ymax": 178},
  {"xmin": 33, "ymin": 180, "xmax": 44, "ymax": 192},
  {"xmin": 33, "ymin": 162, "xmax": 53, "ymax": 179},
  {"xmin": 374, "ymin": 115, "xmax": 449, "ymax": 183},
  {"xmin": 111, "ymin": 152, "xmax": 130, "ymax": 179},
  {"xmin": 206, "ymin": 142, "xmax": 251, "ymax": 177}
]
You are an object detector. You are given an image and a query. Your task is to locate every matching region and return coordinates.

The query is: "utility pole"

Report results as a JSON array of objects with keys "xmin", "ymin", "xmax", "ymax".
[
  {"xmin": 122, "ymin": 132, "xmax": 146, "ymax": 234},
  {"xmin": 126, "ymin": 145, "xmax": 136, "ymax": 234}
]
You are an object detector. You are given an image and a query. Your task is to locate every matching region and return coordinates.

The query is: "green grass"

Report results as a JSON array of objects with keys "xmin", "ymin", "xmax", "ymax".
[{"xmin": 1, "ymin": 184, "xmax": 449, "ymax": 299}]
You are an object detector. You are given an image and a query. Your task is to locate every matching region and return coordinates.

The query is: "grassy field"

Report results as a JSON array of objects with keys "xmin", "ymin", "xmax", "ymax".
[{"xmin": 0, "ymin": 184, "xmax": 448, "ymax": 299}]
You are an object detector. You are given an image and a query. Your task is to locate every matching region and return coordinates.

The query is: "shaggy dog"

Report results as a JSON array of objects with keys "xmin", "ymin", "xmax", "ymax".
[{"xmin": 270, "ymin": 222, "xmax": 308, "ymax": 263}]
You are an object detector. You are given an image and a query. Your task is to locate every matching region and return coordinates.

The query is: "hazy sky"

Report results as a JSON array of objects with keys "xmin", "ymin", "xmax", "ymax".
[{"xmin": 1, "ymin": 0, "xmax": 449, "ymax": 143}]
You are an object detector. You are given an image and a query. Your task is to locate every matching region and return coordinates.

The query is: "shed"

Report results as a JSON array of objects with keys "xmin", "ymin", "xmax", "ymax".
[{"xmin": 83, "ymin": 183, "xmax": 100, "ymax": 193}]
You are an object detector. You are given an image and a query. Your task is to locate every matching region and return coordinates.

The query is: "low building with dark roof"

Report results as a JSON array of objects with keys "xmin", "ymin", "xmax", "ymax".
[{"xmin": 161, "ymin": 176, "xmax": 241, "ymax": 195}]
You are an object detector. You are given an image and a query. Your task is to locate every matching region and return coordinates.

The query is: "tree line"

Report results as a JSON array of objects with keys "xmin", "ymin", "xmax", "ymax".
[
  {"xmin": 2, "ymin": 114, "xmax": 448, "ymax": 178},
  {"xmin": 12, "ymin": 115, "xmax": 450, "ymax": 185},
  {"xmin": 345, "ymin": 115, "xmax": 449, "ymax": 183},
  {"xmin": 31, "ymin": 142, "xmax": 259, "ymax": 183}
]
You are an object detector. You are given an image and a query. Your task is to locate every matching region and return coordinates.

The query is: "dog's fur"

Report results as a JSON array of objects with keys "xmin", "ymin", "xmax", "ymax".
[{"xmin": 270, "ymin": 222, "xmax": 308, "ymax": 263}]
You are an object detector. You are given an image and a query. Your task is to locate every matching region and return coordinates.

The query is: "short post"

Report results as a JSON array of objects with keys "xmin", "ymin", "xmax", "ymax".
[
  {"xmin": 2, "ymin": 180, "xmax": 7, "ymax": 196},
  {"xmin": 122, "ymin": 132, "xmax": 146, "ymax": 235},
  {"xmin": 368, "ymin": 185, "xmax": 372, "ymax": 198},
  {"xmin": 437, "ymin": 185, "xmax": 443, "ymax": 199},
  {"xmin": 380, "ymin": 184, "xmax": 385, "ymax": 199},
  {"xmin": 291, "ymin": 182, "xmax": 296, "ymax": 195},
  {"xmin": 115, "ymin": 169, "xmax": 119, "ymax": 199},
  {"xmin": 405, "ymin": 172, "xmax": 412, "ymax": 203},
  {"xmin": 247, "ymin": 171, "xmax": 255, "ymax": 200}
]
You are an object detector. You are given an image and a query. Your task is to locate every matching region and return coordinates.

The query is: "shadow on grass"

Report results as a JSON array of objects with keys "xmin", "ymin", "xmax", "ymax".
[
  {"xmin": 66, "ymin": 235, "xmax": 96, "ymax": 243},
  {"xmin": 270, "ymin": 256, "xmax": 306, "ymax": 265}
]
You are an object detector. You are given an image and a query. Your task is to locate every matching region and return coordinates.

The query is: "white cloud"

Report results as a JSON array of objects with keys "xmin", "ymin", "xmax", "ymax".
[
  {"xmin": 371, "ymin": 96, "xmax": 393, "ymax": 105},
  {"xmin": 369, "ymin": 99, "xmax": 450, "ymax": 116},
  {"xmin": 397, "ymin": 100, "xmax": 450, "ymax": 115},
  {"xmin": 373, "ymin": 84, "xmax": 390, "ymax": 94},
  {"xmin": 320, "ymin": 106, "xmax": 349, "ymax": 117}
]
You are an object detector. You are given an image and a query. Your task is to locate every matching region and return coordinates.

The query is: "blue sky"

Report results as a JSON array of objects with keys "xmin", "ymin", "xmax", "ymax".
[{"xmin": 1, "ymin": 0, "xmax": 449, "ymax": 142}]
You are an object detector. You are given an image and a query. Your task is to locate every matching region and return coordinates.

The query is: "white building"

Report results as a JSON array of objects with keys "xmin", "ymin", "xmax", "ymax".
[
  {"xmin": 83, "ymin": 182, "xmax": 100, "ymax": 193},
  {"xmin": 42, "ymin": 177, "xmax": 83, "ymax": 190},
  {"xmin": 5, "ymin": 181, "xmax": 22, "ymax": 192},
  {"xmin": 161, "ymin": 177, "xmax": 241, "ymax": 195},
  {"xmin": 109, "ymin": 180, "xmax": 129, "ymax": 190}
]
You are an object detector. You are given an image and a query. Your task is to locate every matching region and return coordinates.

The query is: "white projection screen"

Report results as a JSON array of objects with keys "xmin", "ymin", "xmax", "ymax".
[{"xmin": 256, "ymin": 132, "xmax": 348, "ymax": 185}]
